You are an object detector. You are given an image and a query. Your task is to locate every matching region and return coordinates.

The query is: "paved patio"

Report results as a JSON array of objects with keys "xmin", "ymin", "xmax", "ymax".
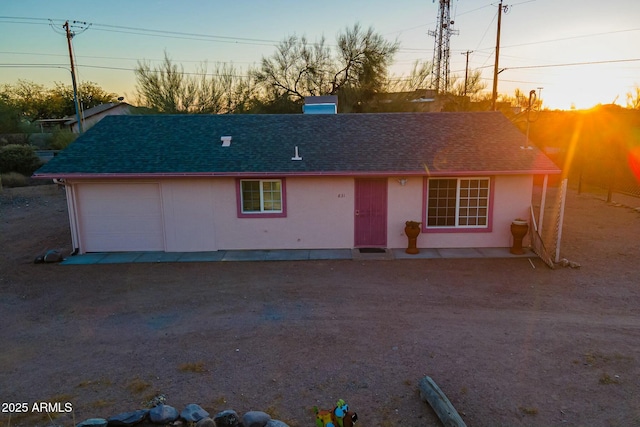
[{"xmin": 60, "ymin": 247, "xmax": 536, "ymax": 265}]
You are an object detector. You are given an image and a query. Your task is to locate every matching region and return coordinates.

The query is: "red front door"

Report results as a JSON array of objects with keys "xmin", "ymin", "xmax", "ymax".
[{"xmin": 354, "ymin": 178, "xmax": 388, "ymax": 247}]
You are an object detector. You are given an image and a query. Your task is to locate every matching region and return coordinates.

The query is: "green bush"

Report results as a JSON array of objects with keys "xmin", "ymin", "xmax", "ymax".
[
  {"xmin": 0, "ymin": 144, "xmax": 42, "ymax": 175},
  {"xmin": 50, "ymin": 130, "xmax": 77, "ymax": 150},
  {"xmin": 0, "ymin": 172, "xmax": 29, "ymax": 188}
]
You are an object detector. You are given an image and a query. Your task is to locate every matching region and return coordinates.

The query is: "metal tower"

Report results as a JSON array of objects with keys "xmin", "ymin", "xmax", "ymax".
[{"xmin": 429, "ymin": 0, "xmax": 459, "ymax": 94}]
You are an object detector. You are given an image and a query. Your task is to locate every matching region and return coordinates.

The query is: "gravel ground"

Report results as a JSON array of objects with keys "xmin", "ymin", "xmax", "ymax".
[{"xmin": 1, "ymin": 184, "xmax": 639, "ymax": 427}]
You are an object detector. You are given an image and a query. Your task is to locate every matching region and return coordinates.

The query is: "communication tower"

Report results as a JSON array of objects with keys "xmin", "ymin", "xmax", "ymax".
[{"xmin": 428, "ymin": 0, "xmax": 459, "ymax": 93}]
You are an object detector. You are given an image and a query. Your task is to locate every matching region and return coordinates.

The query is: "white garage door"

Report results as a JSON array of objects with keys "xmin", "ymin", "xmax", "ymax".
[{"xmin": 76, "ymin": 183, "xmax": 164, "ymax": 252}]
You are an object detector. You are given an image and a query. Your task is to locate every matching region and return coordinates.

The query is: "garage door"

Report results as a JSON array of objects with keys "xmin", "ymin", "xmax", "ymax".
[{"xmin": 76, "ymin": 183, "xmax": 164, "ymax": 252}]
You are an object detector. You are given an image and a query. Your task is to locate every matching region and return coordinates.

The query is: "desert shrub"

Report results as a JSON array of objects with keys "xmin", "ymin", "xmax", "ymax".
[
  {"xmin": 50, "ymin": 129, "xmax": 77, "ymax": 150},
  {"xmin": 0, "ymin": 144, "xmax": 42, "ymax": 175},
  {"xmin": 1, "ymin": 172, "xmax": 29, "ymax": 188},
  {"xmin": 0, "ymin": 133, "xmax": 29, "ymax": 147}
]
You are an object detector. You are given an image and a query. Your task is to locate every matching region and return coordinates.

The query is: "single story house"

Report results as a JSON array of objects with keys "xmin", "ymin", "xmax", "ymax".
[
  {"xmin": 35, "ymin": 102, "xmax": 131, "ymax": 134},
  {"xmin": 65, "ymin": 102, "xmax": 131, "ymax": 133},
  {"xmin": 34, "ymin": 112, "xmax": 561, "ymax": 254}
]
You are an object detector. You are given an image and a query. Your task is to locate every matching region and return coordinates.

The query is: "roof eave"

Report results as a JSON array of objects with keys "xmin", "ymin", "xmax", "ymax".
[{"xmin": 33, "ymin": 168, "xmax": 562, "ymax": 180}]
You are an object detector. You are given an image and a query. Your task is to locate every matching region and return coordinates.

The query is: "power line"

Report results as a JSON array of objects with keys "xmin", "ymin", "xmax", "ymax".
[
  {"xmin": 0, "ymin": 62, "xmax": 251, "ymax": 78},
  {"xmin": 504, "ymin": 58, "xmax": 640, "ymax": 71}
]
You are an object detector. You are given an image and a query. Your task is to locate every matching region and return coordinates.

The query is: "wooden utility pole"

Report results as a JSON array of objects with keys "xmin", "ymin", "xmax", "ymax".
[
  {"xmin": 461, "ymin": 50, "xmax": 473, "ymax": 96},
  {"xmin": 64, "ymin": 20, "xmax": 84, "ymax": 134},
  {"xmin": 491, "ymin": 1, "xmax": 504, "ymax": 111}
]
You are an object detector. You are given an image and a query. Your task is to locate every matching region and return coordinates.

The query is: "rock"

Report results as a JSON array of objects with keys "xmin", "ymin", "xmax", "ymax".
[
  {"xmin": 180, "ymin": 403, "xmax": 209, "ymax": 422},
  {"xmin": 149, "ymin": 404, "xmax": 179, "ymax": 424},
  {"xmin": 195, "ymin": 417, "xmax": 215, "ymax": 427},
  {"xmin": 266, "ymin": 420, "xmax": 290, "ymax": 427},
  {"xmin": 213, "ymin": 409, "xmax": 241, "ymax": 427},
  {"xmin": 107, "ymin": 409, "xmax": 148, "ymax": 426},
  {"xmin": 76, "ymin": 419, "xmax": 108, "ymax": 427},
  {"xmin": 44, "ymin": 249, "xmax": 63, "ymax": 263},
  {"xmin": 242, "ymin": 411, "xmax": 271, "ymax": 427}
]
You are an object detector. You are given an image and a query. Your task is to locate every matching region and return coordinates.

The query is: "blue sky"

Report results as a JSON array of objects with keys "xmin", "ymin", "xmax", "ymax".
[{"xmin": 1, "ymin": 0, "xmax": 640, "ymax": 110}]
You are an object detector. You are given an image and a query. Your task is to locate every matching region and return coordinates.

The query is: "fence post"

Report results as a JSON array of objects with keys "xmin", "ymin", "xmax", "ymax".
[{"xmin": 555, "ymin": 178, "xmax": 568, "ymax": 263}]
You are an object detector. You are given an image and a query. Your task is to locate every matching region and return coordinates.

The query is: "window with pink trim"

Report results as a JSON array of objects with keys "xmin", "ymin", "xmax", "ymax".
[
  {"xmin": 237, "ymin": 179, "xmax": 286, "ymax": 218},
  {"xmin": 425, "ymin": 177, "xmax": 491, "ymax": 229}
]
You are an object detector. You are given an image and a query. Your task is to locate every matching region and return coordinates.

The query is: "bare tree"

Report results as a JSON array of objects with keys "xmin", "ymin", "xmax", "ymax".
[
  {"xmin": 254, "ymin": 23, "xmax": 399, "ymax": 110},
  {"xmin": 135, "ymin": 53, "xmax": 254, "ymax": 114},
  {"xmin": 626, "ymin": 87, "xmax": 640, "ymax": 109},
  {"xmin": 254, "ymin": 35, "xmax": 332, "ymax": 99},
  {"xmin": 387, "ymin": 60, "xmax": 433, "ymax": 93},
  {"xmin": 331, "ymin": 23, "xmax": 399, "ymax": 95},
  {"xmin": 450, "ymin": 70, "xmax": 487, "ymax": 100}
]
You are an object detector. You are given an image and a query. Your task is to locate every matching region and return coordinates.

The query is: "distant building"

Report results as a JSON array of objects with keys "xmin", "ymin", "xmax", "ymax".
[{"xmin": 36, "ymin": 102, "xmax": 132, "ymax": 134}]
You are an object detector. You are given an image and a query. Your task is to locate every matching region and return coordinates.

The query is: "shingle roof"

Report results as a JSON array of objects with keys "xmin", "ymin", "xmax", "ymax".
[
  {"xmin": 34, "ymin": 112, "xmax": 561, "ymax": 178},
  {"xmin": 63, "ymin": 102, "xmax": 129, "ymax": 125}
]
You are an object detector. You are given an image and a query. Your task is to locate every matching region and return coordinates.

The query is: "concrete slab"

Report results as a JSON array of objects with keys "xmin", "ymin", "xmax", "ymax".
[
  {"xmin": 392, "ymin": 248, "xmax": 442, "ymax": 259},
  {"xmin": 135, "ymin": 252, "xmax": 182, "ymax": 263},
  {"xmin": 61, "ymin": 253, "xmax": 107, "ymax": 265},
  {"xmin": 222, "ymin": 250, "xmax": 269, "ymax": 261},
  {"xmin": 265, "ymin": 250, "xmax": 310, "ymax": 261},
  {"xmin": 57, "ymin": 247, "xmax": 539, "ymax": 265},
  {"xmin": 308, "ymin": 249, "xmax": 353, "ymax": 260},
  {"xmin": 177, "ymin": 251, "xmax": 226, "ymax": 262},
  {"xmin": 97, "ymin": 252, "xmax": 145, "ymax": 264},
  {"xmin": 477, "ymin": 247, "xmax": 536, "ymax": 258},
  {"xmin": 436, "ymin": 248, "xmax": 484, "ymax": 258}
]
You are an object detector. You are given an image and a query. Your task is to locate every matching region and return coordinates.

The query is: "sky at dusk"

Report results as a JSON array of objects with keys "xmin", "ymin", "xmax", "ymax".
[{"xmin": 1, "ymin": 0, "xmax": 640, "ymax": 110}]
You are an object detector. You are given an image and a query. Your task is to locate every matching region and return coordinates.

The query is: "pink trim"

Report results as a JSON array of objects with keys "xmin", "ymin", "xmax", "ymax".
[
  {"xmin": 235, "ymin": 178, "xmax": 287, "ymax": 219},
  {"xmin": 33, "ymin": 168, "xmax": 561, "ymax": 180},
  {"xmin": 422, "ymin": 176, "xmax": 495, "ymax": 233}
]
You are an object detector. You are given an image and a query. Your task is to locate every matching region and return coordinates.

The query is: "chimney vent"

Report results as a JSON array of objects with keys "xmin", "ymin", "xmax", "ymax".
[{"xmin": 221, "ymin": 136, "xmax": 232, "ymax": 147}]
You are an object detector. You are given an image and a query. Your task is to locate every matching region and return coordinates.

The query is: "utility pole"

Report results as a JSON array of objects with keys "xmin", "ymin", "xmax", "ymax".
[
  {"xmin": 491, "ymin": 1, "xmax": 507, "ymax": 111},
  {"xmin": 537, "ymin": 87, "xmax": 544, "ymax": 109},
  {"xmin": 63, "ymin": 20, "xmax": 84, "ymax": 134},
  {"xmin": 525, "ymin": 89, "xmax": 536, "ymax": 149},
  {"xmin": 461, "ymin": 50, "xmax": 473, "ymax": 96}
]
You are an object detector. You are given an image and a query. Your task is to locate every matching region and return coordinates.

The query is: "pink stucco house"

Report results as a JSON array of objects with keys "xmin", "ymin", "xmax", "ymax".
[{"xmin": 34, "ymin": 112, "xmax": 561, "ymax": 254}]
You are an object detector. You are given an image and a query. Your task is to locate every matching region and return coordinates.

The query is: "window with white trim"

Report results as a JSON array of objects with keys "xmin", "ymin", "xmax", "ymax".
[
  {"xmin": 241, "ymin": 179, "xmax": 283, "ymax": 214},
  {"xmin": 426, "ymin": 178, "xmax": 490, "ymax": 228}
]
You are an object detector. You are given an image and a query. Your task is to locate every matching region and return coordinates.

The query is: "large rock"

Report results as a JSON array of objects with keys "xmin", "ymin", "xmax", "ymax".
[
  {"xmin": 149, "ymin": 404, "xmax": 179, "ymax": 424},
  {"xmin": 180, "ymin": 404, "xmax": 209, "ymax": 422},
  {"xmin": 213, "ymin": 409, "xmax": 241, "ymax": 427},
  {"xmin": 195, "ymin": 418, "xmax": 215, "ymax": 427},
  {"xmin": 242, "ymin": 411, "xmax": 271, "ymax": 427},
  {"xmin": 107, "ymin": 409, "xmax": 148, "ymax": 426},
  {"xmin": 266, "ymin": 420, "xmax": 290, "ymax": 427}
]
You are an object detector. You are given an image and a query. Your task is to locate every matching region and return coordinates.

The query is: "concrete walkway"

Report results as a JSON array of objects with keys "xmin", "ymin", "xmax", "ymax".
[{"xmin": 61, "ymin": 247, "xmax": 536, "ymax": 265}]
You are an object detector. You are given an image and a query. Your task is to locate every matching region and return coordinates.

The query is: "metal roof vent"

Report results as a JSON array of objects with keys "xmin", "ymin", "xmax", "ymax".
[
  {"xmin": 221, "ymin": 136, "xmax": 232, "ymax": 147},
  {"xmin": 291, "ymin": 146, "xmax": 302, "ymax": 161}
]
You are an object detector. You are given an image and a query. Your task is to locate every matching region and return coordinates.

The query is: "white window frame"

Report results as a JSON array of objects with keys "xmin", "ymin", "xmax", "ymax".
[
  {"xmin": 240, "ymin": 179, "xmax": 284, "ymax": 215},
  {"xmin": 426, "ymin": 177, "xmax": 491, "ymax": 229}
]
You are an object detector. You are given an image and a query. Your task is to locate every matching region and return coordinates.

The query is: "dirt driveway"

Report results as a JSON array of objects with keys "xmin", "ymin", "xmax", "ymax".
[{"xmin": 1, "ymin": 185, "xmax": 639, "ymax": 427}]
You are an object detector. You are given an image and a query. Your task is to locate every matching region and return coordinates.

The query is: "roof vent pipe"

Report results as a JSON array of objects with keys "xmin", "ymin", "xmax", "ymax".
[
  {"xmin": 291, "ymin": 146, "xmax": 303, "ymax": 161},
  {"xmin": 221, "ymin": 136, "xmax": 232, "ymax": 147}
]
